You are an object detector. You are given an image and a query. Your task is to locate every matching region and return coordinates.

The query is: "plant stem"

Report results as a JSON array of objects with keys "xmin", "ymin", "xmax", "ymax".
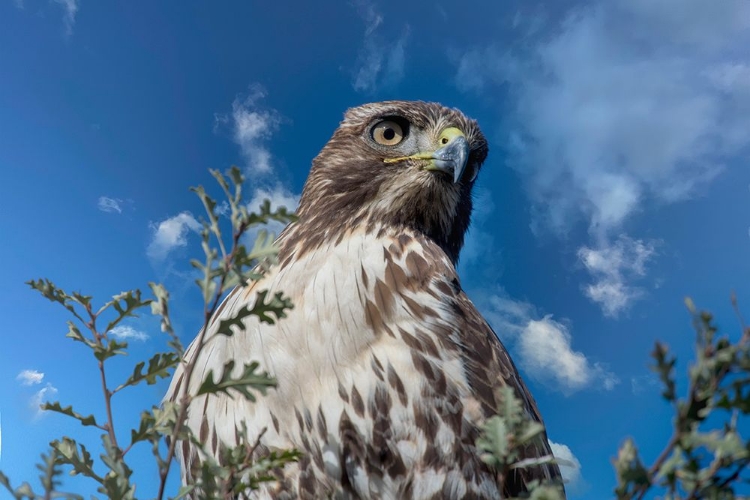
[
  {"xmin": 99, "ymin": 360, "xmax": 119, "ymax": 450},
  {"xmin": 88, "ymin": 302, "xmax": 120, "ymax": 451}
]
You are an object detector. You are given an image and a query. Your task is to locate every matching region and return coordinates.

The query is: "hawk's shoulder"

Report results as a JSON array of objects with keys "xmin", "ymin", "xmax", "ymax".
[{"xmin": 385, "ymin": 231, "xmax": 559, "ymax": 490}]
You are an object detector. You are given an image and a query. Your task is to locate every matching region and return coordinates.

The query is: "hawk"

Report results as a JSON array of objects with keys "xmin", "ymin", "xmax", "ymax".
[{"xmin": 166, "ymin": 101, "xmax": 562, "ymax": 498}]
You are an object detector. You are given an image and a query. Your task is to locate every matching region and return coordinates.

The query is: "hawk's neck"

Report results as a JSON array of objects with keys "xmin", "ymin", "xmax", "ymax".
[{"xmin": 277, "ymin": 215, "xmax": 464, "ymax": 268}]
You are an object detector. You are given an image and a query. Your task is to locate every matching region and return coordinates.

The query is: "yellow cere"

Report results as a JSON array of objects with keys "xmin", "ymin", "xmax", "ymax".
[{"xmin": 438, "ymin": 127, "xmax": 464, "ymax": 145}]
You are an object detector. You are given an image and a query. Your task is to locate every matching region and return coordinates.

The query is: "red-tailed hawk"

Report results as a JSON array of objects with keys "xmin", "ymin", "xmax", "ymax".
[{"xmin": 166, "ymin": 101, "xmax": 562, "ymax": 498}]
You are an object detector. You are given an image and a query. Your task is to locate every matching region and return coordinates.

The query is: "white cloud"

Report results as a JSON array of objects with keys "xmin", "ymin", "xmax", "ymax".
[
  {"xmin": 578, "ymin": 236, "xmax": 656, "ymax": 317},
  {"xmin": 495, "ymin": 3, "xmax": 744, "ymax": 237},
  {"xmin": 549, "ymin": 440, "xmax": 584, "ymax": 494},
  {"xmin": 146, "ymin": 212, "xmax": 201, "ymax": 262},
  {"xmin": 454, "ymin": 1, "xmax": 750, "ymax": 315},
  {"xmin": 30, "ymin": 384, "xmax": 58, "ymax": 420},
  {"xmin": 520, "ymin": 316, "xmax": 617, "ymax": 393},
  {"xmin": 16, "ymin": 370, "xmax": 58, "ymax": 418},
  {"xmin": 351, "ymin": 0, "xmax": 408, "ymax": 93},
  {"xmin": 53, "ymin": 0, "xmax": 79, "ymax": 36},
  {"xmin": 218, "ymin": 86, "xmax": 301, "ymax": 237},
  {"xmin": 482, "ymin": 293, "xmax": 618, "ymax": 394},
  {"xmin": 215, "ymin": 200, "xmax": 230, "ymax": 217},
  {"xmin": 98, "ymin": 196, "xmax": 123, "ymax": 214},
  {"xmin": 109, "ymin": 325, "xmax": 148, "ymax": 342},
  {"xmin": 16, "ymin": 369, "xmax": 44, "ymax": 386},
  {"xmin": 218, "ymin": 85, "xmax": 301, "ymax": 221},
  {"xmin": 149, "ymin": 87, "xmax": 300, "ymax": 272},
  {"xmin": 520, "ymin": 318, "xmax": 594, "ymax": 391},
  {"xmin": 215, "ymin": 85, "xmax": 281, "ymax": 178}
]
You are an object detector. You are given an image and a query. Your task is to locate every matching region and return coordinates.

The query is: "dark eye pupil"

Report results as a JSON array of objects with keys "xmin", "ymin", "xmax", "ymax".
[{"xmin": 383, "ymin": 128, "xmax": 395, "ymax": 140}]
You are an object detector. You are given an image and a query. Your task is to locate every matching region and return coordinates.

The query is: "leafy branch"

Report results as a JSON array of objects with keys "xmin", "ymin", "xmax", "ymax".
[
  {"xmin": 477, "ymin": 386, "xmax": 565, "ymax": 499},
  {"xmin": 612, "ymin": 295, "xmax": 750, "ymax": 499},
  {"xmin": 24, "ymin": 282, "xmax": 154, "ymax": 456},
  {"xmin": 0, "ymin": 451, "xmax": 83, "ymax": 500},
  {"xmin": 157, "ymin": 167, "xmax": 296, "ymax": 499},
  {"xmin": 2, "ymin": 166, "xmax": 297, "ymax": 499}
]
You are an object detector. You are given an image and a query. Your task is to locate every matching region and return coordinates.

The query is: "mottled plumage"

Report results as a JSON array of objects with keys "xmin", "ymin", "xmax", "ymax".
[{"xmin": 166, "ymin": 101, "xmax": 562, "ymax": 498}]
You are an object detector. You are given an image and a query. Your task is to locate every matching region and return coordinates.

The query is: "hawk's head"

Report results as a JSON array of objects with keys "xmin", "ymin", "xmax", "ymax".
[{"xmin": 294, "ymin": 101, "xmax": 488, "ymax": 263}]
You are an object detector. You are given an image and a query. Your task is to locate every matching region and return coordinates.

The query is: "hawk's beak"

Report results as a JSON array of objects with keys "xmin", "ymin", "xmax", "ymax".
[{"xmin": 425, "ymin": 128, "xmax": 469, "ymax": 184}]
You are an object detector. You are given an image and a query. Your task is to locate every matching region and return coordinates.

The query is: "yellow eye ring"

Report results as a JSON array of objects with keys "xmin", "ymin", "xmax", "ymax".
[{"xmin": 372, "ymin": 120, "xmax": 404, "ymax": 146}]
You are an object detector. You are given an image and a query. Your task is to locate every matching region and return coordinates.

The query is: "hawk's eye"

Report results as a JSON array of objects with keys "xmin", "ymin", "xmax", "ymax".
[{"xmin": 371, "ymin": 120, "xmax": 405, "ymax": 146}]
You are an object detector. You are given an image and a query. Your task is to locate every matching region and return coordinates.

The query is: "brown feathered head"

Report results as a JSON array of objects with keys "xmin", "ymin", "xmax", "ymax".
[{"xmin": 293, "ymin": 101, "xmax": 488, "ymax": 263}]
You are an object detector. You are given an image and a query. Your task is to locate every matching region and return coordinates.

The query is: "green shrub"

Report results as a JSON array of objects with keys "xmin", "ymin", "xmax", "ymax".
[{"xmin": 1, "ymin": 168, "xmax": 747, "ymax": 499}]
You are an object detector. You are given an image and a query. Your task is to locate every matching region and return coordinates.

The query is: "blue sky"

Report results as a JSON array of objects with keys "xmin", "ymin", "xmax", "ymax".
[{"xmin": 1, "ymin": 1, "xmax": 749, "ymax": 498}]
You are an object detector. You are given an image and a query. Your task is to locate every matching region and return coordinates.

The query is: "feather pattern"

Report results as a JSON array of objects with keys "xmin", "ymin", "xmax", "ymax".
[{"xmin": 165, "ymin": 101, "xmax": 562, "ymax": 499}]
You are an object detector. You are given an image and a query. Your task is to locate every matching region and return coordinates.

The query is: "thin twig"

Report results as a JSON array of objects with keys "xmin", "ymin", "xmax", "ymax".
[
  {"xmin": 87, "ymin": 302, "xmax": 120, "ymax": 452},
  {"xmin": 715, "ymin": 458, "xmax": 750, "ymax": 489},
  {"xmin": 246, "ymin": 427, "xmax": 268, "ymax": 464}
]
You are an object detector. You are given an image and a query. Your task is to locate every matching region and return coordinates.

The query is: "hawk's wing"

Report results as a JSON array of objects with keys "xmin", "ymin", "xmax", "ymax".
[{"xmin": 453, "ymin": 290, "xmax": 562, "ymax": 494}]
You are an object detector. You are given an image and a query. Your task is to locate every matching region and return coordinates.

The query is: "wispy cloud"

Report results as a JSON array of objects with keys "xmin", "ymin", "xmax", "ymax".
[
  {"xmin": 148, "ymin": 85, "xmax": 279, "ymax": 263},
  {"xmin": 16, "ymin": 369, "xmax": 44, "ymax": 386},
  {"xmin": 146, "ymin": 212, "xmax": 201, "ymax": 262},
  {"xmin": 98, "ymin": 196, "xmax": 123, "ymax": 214},
  {"xmin": 454, "ymin": 0, "xmax": 750, "ymax": 315},
  {"xmin": 109, "ymin": 325, "xmax": 148, "ymax": 342},
  {"xmin": 350, "ymin": 0, "xmax": 408, "ymax": 93},
  {"xmin": 151, "ymin": 87, "xmax": 300, "ymax": 263},
  {"xmin": 12, "ymin": 0, "xmax": 79, "ymax": 36},
  {"xmin": 16, "ymin": 370, "xmax": 57, "ymax": 419},
  {"xmin": 549, "ymin": 440, "xmax": 585, "ymax": 495},
  {"xmin": 215, "ymin": 84, "xmax": 280, "ymax": 178},
  {"xmin": 53, "ymin": 0, "xmax": 79, "ymax": 37},
  {"xmin": 482, "ymin": 293, "xmax": 618, "ymax": 393},
  {"xmin": 578, "ymin": 236, "xmax": 656, "ymax": 317},
  {"xmin": 217, "ymin": 86, "xmax": 300, "ymax": 244},
  {"xmin": 30, "ymin": 384, "xmax": 58, "ymax": 420}
]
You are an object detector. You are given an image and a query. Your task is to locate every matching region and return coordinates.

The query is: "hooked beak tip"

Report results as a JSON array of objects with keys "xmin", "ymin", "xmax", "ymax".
[{"xmin": 431, "ymin": 135, "xmax": 470, "ymax": 184}]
